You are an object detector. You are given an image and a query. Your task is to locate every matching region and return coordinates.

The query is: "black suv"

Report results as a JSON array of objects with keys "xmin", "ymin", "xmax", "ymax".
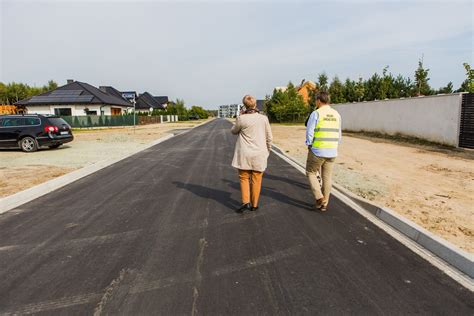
[{"xmin": 0, "ymin": 114, "xmax": 74, "ymax": 152}]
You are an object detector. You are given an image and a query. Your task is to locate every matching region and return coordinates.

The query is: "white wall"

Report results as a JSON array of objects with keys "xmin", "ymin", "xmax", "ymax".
[
  {"xmin": 26, "ymin": 105, "xmax": 130, "ymax": 116},
  {"xmin": 332, "ymin": 94, "xmax": 463, "ymax": 147}
]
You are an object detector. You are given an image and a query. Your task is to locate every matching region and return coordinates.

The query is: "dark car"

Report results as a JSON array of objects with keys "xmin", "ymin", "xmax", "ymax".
[{"xmin": 0, "ymin": 114, "xmax": 74, "ymax": 152}]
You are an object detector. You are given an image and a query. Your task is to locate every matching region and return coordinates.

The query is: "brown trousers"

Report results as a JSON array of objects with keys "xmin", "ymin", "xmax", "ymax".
[
  {"xmin": 306, "ymin": 151, "xmax": 336, "ymax": 206},
  {"xmin": 238, "ymin": 169, "xmax": 264, "ymax": 207}
]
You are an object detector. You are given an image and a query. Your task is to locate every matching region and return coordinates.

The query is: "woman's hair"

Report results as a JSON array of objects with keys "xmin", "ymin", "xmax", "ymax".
[{"xmin": 242, "ymin": 95, "xmax": 257, "ymax": 109}]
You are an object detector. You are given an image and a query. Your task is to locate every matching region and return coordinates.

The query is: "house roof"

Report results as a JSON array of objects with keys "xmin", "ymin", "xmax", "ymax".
[
  {"xmin": 135, "ymin": 92, "xmax": 165, "ymax": 110},
  {"xmin": 15, "ymin": 81, "xmax": 132, "ymax": 107},
  {"xmin": 99, "ymin": 86, "xmax": 130, "ymax": 103},
  {"xmin": 256, "ymin": 99, "xmax": 265, "ymax": 111},
  {"xmin": 297, "ymin": 80, "xmax": 316, "ymax": 91},
  {"xmin": 153, "ymin": 96, "xmax": 169, "ymax": 106}
]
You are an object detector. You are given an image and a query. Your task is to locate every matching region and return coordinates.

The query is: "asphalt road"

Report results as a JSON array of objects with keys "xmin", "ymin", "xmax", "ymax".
[{"xmin": 0, "ymin": 119, "xmax": 472, "ymax": 315}]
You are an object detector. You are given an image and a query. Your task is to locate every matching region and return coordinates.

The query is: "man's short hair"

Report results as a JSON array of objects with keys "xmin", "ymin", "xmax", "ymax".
[
  {"xmin": 242, "ymin": 95, "xmax": 257, "ymax": 109},
  {"xmin": 316, "ymin": 92, "xmax": 330, "ymax": 104}
]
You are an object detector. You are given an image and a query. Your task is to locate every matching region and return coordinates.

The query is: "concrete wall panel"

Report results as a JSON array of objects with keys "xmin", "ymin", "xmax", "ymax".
[{"xmin": 333, "ymin": 94, "xmax": 462, "ymax": 146}]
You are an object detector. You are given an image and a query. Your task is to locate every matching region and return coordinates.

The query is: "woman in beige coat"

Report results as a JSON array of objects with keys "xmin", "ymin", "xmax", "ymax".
[{"xmin": 231, "ymin": 95, "xmax": 273, "ymax": 213}]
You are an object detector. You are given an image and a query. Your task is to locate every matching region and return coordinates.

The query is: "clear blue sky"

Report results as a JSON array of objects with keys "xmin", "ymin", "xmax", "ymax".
[{"xmin": 1, "ymin": 0, "xmax": 472, "ymax": 109}]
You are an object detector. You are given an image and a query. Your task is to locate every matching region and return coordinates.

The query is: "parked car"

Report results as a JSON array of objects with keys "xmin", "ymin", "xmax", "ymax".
[{"xmin": 0, "ymin": 114, "xmax": 74, "ymax": 152}]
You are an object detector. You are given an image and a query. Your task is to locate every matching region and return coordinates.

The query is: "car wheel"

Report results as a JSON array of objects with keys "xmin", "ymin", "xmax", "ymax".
[
  {"xmin": 48, "ymin": 144, "xmax": 61, "ymax": 149},
  {"xmin": 19, "ymin": 137, "xmax": 38, "ymax": 152}
]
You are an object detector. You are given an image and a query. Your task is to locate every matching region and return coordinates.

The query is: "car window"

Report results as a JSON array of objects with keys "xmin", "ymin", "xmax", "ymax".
[
  {"xmin": 24, "ymin": 117, "xmax": 41, "ymax": 126},
  {"xmin": 47, "ymin": 117, "xmax": 69, "ymax": 126},
  {"xmin": 2, "ymin": 117, "xmax": 25, "ymax": 127}
]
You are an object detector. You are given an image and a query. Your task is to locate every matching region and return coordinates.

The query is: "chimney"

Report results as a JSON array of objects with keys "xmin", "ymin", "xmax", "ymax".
[{"xmin": 67, "ymin": 79, "xmax": 74, "ymax": 84}]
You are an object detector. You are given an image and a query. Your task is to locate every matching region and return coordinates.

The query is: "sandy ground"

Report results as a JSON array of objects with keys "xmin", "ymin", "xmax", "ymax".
[
  {"xmin": 271, "ymin": 124, "xmax": 474, "ymax": 254},
  {"xmin": 0, "ymin": 120, "xmax": 207, "ymax": 198}
]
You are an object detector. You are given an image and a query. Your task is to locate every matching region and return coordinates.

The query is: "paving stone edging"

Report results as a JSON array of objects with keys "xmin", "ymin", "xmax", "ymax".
[
  {"xmin": 271, "ymin": 144, "xmax": 474, "ymax": 282},
  {"xmin": 0, "ymin": 120, "xmax": 213, "ymax": 215}
]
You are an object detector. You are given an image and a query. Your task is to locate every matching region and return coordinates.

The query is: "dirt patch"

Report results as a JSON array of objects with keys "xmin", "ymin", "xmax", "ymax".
[
  {"xmin": 1, "ymin": 120, "xmax": 208, "ymax": 197},
  {"xmin": 0, "ymin": 165, "xmax": 76, "ymax": 197},
  {"xmin": 271, "ymin": 124, "xmax": 474, "ymax": 254}
]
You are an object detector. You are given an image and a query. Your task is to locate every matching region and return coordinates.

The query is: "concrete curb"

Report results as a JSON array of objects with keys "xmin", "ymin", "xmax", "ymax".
[
  {"xmin": 270, "ymin": 144, "xmax": 474, "ymax": 286},
  {"xmin": 0, "ymin": 119, "xmax": 214, "ymax": 215}
]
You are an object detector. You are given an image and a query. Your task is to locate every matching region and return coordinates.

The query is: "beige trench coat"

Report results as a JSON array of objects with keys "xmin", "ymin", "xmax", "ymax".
[{"xmin": 231, "ymin": 113, "xmax": 273, "ymax": 172}]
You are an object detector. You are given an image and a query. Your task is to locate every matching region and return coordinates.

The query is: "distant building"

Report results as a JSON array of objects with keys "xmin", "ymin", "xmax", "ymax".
[
  {"xmin": 15, "ymin": 80, "xmax": 133, "ymax": 116},
  {"xmin": 218, "ymin": 104, "xmax": 242, "ymax": 118}
]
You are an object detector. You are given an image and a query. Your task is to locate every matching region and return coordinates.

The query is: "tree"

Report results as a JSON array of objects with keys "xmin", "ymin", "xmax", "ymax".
[
  {"xmin": 0, "ymin": 80, "xmax": 58, "ymax": 104},
  {"xmin": 392, "ymin": 74, "xmax": 412, "ymax": 98},
  {"xmin": 329, "ymin": 76, "xmax": 345, "ymax": 104},
  {"xmin": 457, "ymin": 62, "xmax": 474, "ymax": 93},
  {"xmin": 46, "ymin": 80, "xmax": 58, "ymax": 91},
  {"xmin": 317, "ymin": 73, "xmax": 329, "ymax": 92},
  {"xmin": 266, "ymin": 82, "xmax": 306, "ymax": 122},
  {"xmin": 0, "ymin": 82, "xmax": 6, "ymax": 104},
  {"xmin": 365, "ymin": 73, "xmax": 381, "ymax": 100},
  {"xmin": 172, "ymin": 98, "xmax": 188, "ymax": 116},
  {"xmin": 380, "ymin": 66, "xmax": 396, "ymax": 99},
  {"xmin": 189, "ymin": 106, "xmax": 209, "ymax": 119},
  {"xmin": 343, "ymin": 78, "xmax": 357, "ymax": 102},
  {"xmin": 354, "ymin": 77, "xmax": 365, "ymax": 102},
  {"xmin": 437, "ymin": 82, "xmax": 453, "ymax": 94},
  {"xmin": 414, "ymin": 57, "xmax": 432, "ymax": 96}
]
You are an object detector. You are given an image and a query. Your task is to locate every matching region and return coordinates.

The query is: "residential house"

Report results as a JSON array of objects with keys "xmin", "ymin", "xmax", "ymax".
[
  {"xmin": 135, "ymin": 92, "xmax": 166, "ymax": 114},
  {"xmin": 15, "ymin": 80, "xmax": 132, "ymax": 116},
  {"xmin": 273, "ymin": 80, "xmax": 317, "ymax": 105},
  {"xmin": 296, "ymin": 80, "xmax": 317, "ymax": 105}
]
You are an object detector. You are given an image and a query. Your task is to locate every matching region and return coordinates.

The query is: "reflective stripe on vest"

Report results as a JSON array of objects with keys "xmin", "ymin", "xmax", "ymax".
[{"xmin": 312, "ymin": 107, "xmax": 340, "ymax": 149}]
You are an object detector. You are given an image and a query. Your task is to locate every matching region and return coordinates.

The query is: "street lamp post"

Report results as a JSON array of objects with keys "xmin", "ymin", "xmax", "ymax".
[{"xmin": 132, "ymin": 98, "xmax": 136, "ymax": 133}]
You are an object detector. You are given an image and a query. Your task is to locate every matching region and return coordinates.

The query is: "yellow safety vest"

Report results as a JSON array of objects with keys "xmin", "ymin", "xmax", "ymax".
[{"xmin": 312, "ymin": 106, "xmax": 341, "ymax": 149}]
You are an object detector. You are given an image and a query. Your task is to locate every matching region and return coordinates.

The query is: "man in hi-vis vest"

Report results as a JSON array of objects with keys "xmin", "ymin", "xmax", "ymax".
[{"xmin": 305, "ymin": 91, "xmax": 341, "ymax": 212}]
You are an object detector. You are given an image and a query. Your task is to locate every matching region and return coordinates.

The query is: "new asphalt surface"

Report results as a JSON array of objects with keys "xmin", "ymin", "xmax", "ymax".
[{"xmin": 0, "ymin": 119, "xmax": 472, "ymax": 315}]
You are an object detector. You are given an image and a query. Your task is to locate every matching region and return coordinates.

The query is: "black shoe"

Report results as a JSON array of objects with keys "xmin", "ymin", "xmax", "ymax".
[
  {"xmin": 236, "ymin": 203, "xmax": 251, "ymax": 213},
  {"xmin": 250, "ymin": 206, "xmax": 259, "ymax": 212}
]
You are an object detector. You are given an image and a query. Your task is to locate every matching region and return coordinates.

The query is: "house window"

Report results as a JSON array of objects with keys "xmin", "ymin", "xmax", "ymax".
[
  {"xmin": 111, "ymin": 108, "xmax": 122, "ymax": 115},
  {"xmin": 85, "ymin": 110, "xmax": 97, "ymax": 115},
  {"xmin": 54, "ymin": 108, "xmax": 72, "ymax": 116}
]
